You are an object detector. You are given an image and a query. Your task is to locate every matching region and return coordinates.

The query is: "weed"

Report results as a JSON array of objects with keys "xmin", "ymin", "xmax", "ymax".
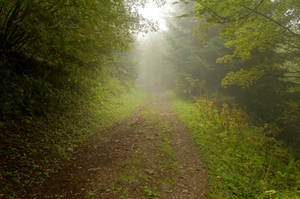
[
  {"xmin": 142, "ymin": 186, "xmax": 159, "ymax": 199},
  {"xmin": 120, "ymin": 175, "xmax": 136, "ymax": 184},
  {"xmin": 172, "ymin": 97, "xmax": 300, "ymax": 198}
]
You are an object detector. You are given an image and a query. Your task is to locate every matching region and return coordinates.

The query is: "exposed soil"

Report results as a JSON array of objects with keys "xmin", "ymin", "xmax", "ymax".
[{"xmin": 29, "ymin": 92, "xmax": 208, "ymax": 199}]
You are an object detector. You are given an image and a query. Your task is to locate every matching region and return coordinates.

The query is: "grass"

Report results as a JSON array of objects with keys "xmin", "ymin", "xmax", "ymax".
[
  {"xmin": 0, "ymin": 85, "xmax": 147, "ymax": 198},
  {"xmin": 96, "ymin": 88, "xmax": 147, "ymax": 129},
  {"xmin": 156, "ymin": 122, "xmax": 178, "ymax": 172},
  {"xmin": 171, "ymin": 96, "xmax": 300, "ymax": 199},
  {"xmin": 141, "ymin": 105, "xmax": 178, "ymax": 171},
  {"xmin": 87, "ymin": 105, "xmax": 179, "ymax": 199}
]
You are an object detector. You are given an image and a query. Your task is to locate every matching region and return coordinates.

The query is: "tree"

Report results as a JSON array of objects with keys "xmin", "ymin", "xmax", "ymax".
[{"xmin": 163, "ymin": 3, "xmax": 232, "ymax": 96}]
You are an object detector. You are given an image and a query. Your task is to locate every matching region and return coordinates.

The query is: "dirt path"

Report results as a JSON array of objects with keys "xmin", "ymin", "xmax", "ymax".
[{"xmin": 30, "ymin": 92, "xmax": 208, "ymax": 199}]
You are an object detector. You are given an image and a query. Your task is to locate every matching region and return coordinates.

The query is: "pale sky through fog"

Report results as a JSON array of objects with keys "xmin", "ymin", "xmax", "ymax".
[{"xmin": 138, "ymin": 0, "xmax": 173, "ymax": 34}]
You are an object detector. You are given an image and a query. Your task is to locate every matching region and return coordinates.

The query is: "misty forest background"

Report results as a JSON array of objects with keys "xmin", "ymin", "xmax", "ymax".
[{"xmin": 0, "ymin": 0, "xmax": 299, "ymax": 198}]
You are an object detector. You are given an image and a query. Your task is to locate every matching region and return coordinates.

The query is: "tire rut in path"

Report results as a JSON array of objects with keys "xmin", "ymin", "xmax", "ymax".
[
  {"xmin": 151, "ymin": 92, "xmax": 208, "ymax": 199},
  {"xmin": 31, "ymin": 92, "xmax": 208, "ymax": 199}
]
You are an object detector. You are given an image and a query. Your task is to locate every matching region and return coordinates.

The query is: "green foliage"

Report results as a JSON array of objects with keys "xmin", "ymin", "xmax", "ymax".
[
  {"xmin": 0, "ymin": 0, "xmax": 147, "ymax": 60},
  {"xmin": 164, "ymin": 0, "xmax": 300, "ymax": 151},
  {"xmin": 172, "ymin": 96, "xmax": 300, "ymax": 198},
  {"xmin": 222, "ymin": 67, "xmax": 265, "ymax": 88},
  {"xmin": 0, "ymin": 0, "xmax": 153, "ymax": 197},
  {"xmin": 193, "ymin": 0, "xmax": 300, "ymax": 89},
  {"xmin": 163, "ymin": 7, "xmax": 232, "ymax": 95},
  {"xmin": 143, "ymin": 186, "xmax": 159, "ymax": 199},
  {"xmin": 175, "ymin": 72, "xmax": 201, "ymax": 95},
  {"xmin": 0, "ymin": 73, "xmax": 146, "ymax": 198},
  {"xmin": 194, "ymin": 0, "xmax": 300, "ymax": 61}
]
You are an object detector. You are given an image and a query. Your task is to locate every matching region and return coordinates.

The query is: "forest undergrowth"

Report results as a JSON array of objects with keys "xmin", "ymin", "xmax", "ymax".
[
  {"xmin": 172, "ymin": 94, "xmax": 300, "ymax": 199},
  {"xmin": 0, "ymin": 67, "xmax": 146, "ymax": 198},
  {"xmin": 1, "ymin": 0, "xmax": 300, "ymax": 198},
  {"xmin": 0, "ymin": 0, "xmax": 149, "ymax": 197}
]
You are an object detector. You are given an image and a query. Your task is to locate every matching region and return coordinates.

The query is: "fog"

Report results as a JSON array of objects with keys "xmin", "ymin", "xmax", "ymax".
[
  {"xmin": 1, "ymin": 0, "xmax": 299, "ymax": 197},
  {"xmin": 134, "ymin": 0, "xmax": 182, "ymax": 91},
  {"xmin": 131, "ymin": 0, "xmax": 300, "ymax": 152}
]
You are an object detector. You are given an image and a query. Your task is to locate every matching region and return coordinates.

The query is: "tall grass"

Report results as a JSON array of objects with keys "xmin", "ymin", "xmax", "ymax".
[{"xmin": 172, "ymin": 97, "xmax": 299, "ymax": 199}]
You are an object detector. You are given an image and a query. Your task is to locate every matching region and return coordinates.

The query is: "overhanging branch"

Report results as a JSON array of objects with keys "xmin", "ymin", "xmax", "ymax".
[{"xmin": 241, "ymin": 4, "xmax": 300, "ymax": 37}]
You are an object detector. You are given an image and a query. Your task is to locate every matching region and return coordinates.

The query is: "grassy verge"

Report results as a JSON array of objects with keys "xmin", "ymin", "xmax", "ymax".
[
  {"xmin": 171, "ymin": 96, "xmax": 299, "ymax": 199},
  {"xmin": 0, "ymin": 84, "xmax": 146, "ymax": 198}
]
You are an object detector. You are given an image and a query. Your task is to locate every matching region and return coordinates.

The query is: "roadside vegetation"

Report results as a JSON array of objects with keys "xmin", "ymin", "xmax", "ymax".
[
  {"xmin": 1, "ymin": 0, "xmax": 300, "ymax": 198},
  {"xmin": 172, "ymin": 96, "xmax": 299, "ymax": 199},
  {"xmin": 0, "ymin": 84, "xmax": 146, "ymax": 197},
  {"xmin": 141, "ymin": 1, "xmax": 300, "ymax": 197},
  {"xmin": 0, "ymin": 0, "xmax": 150, "ymax": 197}
]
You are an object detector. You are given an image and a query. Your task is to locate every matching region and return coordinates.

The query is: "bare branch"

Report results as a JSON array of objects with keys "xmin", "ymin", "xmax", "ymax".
[
  {"xmin": 238, "ymin": 0, "xmax": 265, "ymax": 20},
  {"xmin": 241, "ymin": 4, "xmax": 300, "ymax": 37}
]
